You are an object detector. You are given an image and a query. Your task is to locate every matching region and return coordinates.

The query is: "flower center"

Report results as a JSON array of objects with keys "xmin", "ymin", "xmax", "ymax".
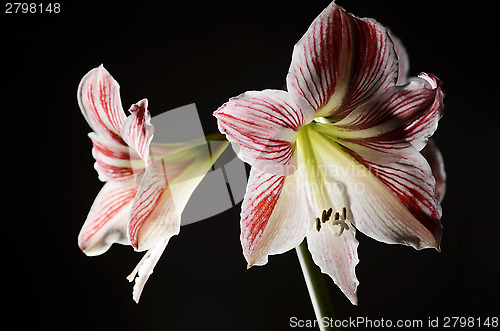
[{"xmin": 297, "ymin": 122, "xmax": 351, "ymax": 236}]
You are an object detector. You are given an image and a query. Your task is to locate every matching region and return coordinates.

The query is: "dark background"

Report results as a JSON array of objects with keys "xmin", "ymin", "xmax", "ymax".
[{"xmin": 2, "ymin": 0, "xmax": 498, "ymax": 329}]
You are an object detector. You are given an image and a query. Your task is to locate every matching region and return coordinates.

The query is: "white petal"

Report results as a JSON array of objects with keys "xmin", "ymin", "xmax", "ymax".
[
  {"xmin": 241, "ymin": 168, "xmax": 308, "ymax": 267},
  {"xmin": 214, "ymin": 90, "xmax": 315, "ymax": 176}
]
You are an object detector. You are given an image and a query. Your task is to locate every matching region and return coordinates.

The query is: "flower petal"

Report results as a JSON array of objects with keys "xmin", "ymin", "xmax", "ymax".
[
  {"xmin": 421, "ymin": 139, "xmax": 446, "ymax": 202},
  {"xmin": 309, "ymin": 130, "xmax": 441, "ymax": 249},
  {"xmin": 331, "ymin": 73, "xmax": 444, "ymax": 159},
  {"xmin": 306, "ymin": 227, "xmax": 359, "ymax": 305},
  {"xmin": 128, "ymin": 139, "xmax": 224, "ymax": 250},
  {"xmin": 389, "ymin": 30, "xmax": 410, "ymax": 85},
  {"xmin": 241, "ymin": 168, "xmax": 308, "ymax": 267},
  {"xmin": 286, "ymin": 2, "xmax": 398, "ymax": 119},
  {"xmin": 78, "ymin": 178, "xmax": 138, "ymax": 256},
  {"xmin": 89, "ymin": 132, "xmax": 144, "ymax": 181},
  {"xmin": 121, "ymin": 99, "xmax": 154, "ymax": 163},
  {"xmin": 127, "ymin": 161, "xmax": 181, "ymax": 251},
  {"xmin": 214, "ymin": 90, "xmax": 315, "ymax": 176},
  {"xmin": 78, "ymin": 65, "xmax": 126, "ymax": 142}
]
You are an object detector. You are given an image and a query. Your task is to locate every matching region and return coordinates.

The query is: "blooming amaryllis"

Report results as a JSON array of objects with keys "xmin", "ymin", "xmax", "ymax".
[
  {"xmin": 214, "ymin": 1, "xmax": 445, "ymax": 305},
  {"xmin": 78, "ymin": 65, "xmax": 227, "ymax": 302}
]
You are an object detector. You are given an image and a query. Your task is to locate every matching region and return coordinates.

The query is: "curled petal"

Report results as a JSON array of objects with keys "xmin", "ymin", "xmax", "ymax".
[
  {"xmin": 78, "ymin": 65, "xmax": 126, "ymax": 142},
  {"xmin": 241, "ymin": 168, "xmax": 308, "ymax": 267},
  {"xmin": 89, "ymin": 132, "xmax": 143, "ymax": 182},
  {"xmin": 389, "ymin": 30, "xmax": 410, "ymax": 85},
  {"xmin": 421, "ymin": 139, "xmax": 446, "ymax": 202},
  {"xmin": 121, "ymin": 99, "xmax": 154, "ymax": 163},
  {"xmin": 331, "ymin": 73, "xmax": 444, "ymax": 159},
  {"xmin": 214, "ymin": 90, "xmax": 315, "ymax": 176},
  {"xmin": 78, "ymin": 178, "xmax": 138, "ymax": 256},
  {"xmin": 306, "ymin": 227, "xmax": 359, "ymax": 305},
  {"xmin": 286, "ymin": 2, "xmax": 398, "ymax": 119}
]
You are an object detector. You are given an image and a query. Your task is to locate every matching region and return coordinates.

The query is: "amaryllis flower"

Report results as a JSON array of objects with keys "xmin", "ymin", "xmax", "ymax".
[
  {"xmin": 78, "ymin": 65, "xmax": 227, "ymax": 302},
  {"xmin": 214, "ymin": 1, "xmax": 445, "ymax": 305}
]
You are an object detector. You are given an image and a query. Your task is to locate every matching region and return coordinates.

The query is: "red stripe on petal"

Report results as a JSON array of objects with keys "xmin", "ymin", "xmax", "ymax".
[
  {"xmin": 128, "ymin": 162, "xmax": 180, "ymax": 251},
  {"xmin": 121, "ymin": 99, "xmax": 154, "ymax": 163},
  {"xmin": 214, "ymin": 90, "xmax": 315, "ymax": 176},
  {"xmin": 241, "ymin": 168, "xmax": 307, "ymax": 266},
  {"xmin": 78, "ymin": 179, "xmax": 138, "ymax": 256},
  {"xmin": 287, "ymin": 3, "xmax": 398, "ymax": 119},
  {"xmin": 78, "ymin": 65, "xmax": 127, "ymax": 141}
]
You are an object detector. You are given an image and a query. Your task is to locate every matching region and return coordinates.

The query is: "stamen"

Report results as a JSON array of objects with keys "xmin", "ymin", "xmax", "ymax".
[
  {"xmin": 126, "ymin": 249, "xmax": 152, "ymax": 282},
  {"xmin": 316, "ymin": 217, "xmax": 321, "ymax": 232},
  {"xmin": 316, "ymin": 207, "xmax": 350, "ymax": 236},
  {"xmin": 331, "ymin": 206, "xmax": 350, "ymax": 236}
]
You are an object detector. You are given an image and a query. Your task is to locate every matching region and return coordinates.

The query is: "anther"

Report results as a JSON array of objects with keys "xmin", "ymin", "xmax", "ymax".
[
  {"xmin": 334, "ymin": 212, "xmax": 340, "ymax": 221},
  {"xmin": 316, "ymin": 217, "xmax": 321, "ymax": 232},
  {"xmin": 342, "ymin": 207, "xmax": 347, "ymax": 219},
  {"xmin": 326, "ymin": 208, "xmax": 333, "ymax": 219},
  {"xmin": 321, "ymin": 210, "xmax": 327, "ymax": 222}
]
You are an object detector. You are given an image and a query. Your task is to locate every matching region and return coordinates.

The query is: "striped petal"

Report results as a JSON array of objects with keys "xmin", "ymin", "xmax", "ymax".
[
  {"xmin": 89, "ymin": 132, "xmax": 143, "ymax": 182},
  {"xmin": 78, "ymin": 65, "xmax": 126, "ymax": 143},
  {"xmin": 286, "ymin": 2, "xmax": 398, "ymax": 120},
  {"xmin": 330, "ymin": 73, "xmax": 444, "ymax": 160},
  {"xmin": 214, "ymin": 90, "xmax": 315, "ymax": 176},
  {"xmin": 78, "ymin": 178, "xmax": 138, "ymax": 256},
  {"xmin": 121, "ymin": 99, "xmax": 154, "ymax": 163},
  {"xmin": 306, "ymin": 226, "xmax": 359, "ymax": 305},
  {"xmin": 309, "ymin": 129, "xmax": 441, "ymax": 249},
  {"xmin": 241, "ymin": 168, "xmax": 308, "ymax": 267},
  {"xmin": 129, "ymin": 139, "xmax": 228, "ymax": 251},
  {"xmin": 421, "ymin": 139, "xmax": 446, "ymax": 202},
  {"xmin": 128, "ymin": 161, "xmax": 181, "ymax": 251},
  {"xmin": 389, "ymin": 30, "xmax": 410, "ymax": 85}
]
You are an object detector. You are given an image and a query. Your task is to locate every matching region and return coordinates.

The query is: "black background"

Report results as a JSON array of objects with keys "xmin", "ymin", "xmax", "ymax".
[{"xmin": 2, "ymin": 0, "xmax": 499, "ymax": 329}]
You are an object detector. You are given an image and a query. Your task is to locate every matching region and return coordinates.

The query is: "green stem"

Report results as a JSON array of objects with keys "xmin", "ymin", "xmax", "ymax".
[{"xmin": 296, "ymin": 240, "xmax": 337, "ymax": 331}]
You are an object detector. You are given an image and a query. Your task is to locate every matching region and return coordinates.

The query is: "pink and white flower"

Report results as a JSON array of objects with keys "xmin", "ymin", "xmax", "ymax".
[
  {"xmin": 214, "ymin": 1, "xmax": 445, "ymax": 305},
  {"xmin": 78, "ymin": 65, "xmax": 227, "ymax": 302}
]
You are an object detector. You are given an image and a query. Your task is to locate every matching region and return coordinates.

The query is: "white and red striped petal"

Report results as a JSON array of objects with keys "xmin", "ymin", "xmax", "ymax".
[
  {"xmin": 286, "ymin": 2, "xmax": 398, "ymax": 120},
  {"xmin": 78, "ymin": 65, "xmax": 127, "ymax": 143},
  {"xmin": 306, "ymin": 226, "xmax": 359, "ymax": 305},
  {"xmin": 389, "ymin": 30, "xmax": 410, "ymax": 85},
  {"xmin": 241, "ymin": 168, "xmax": 308, "ymax": 267},
  {"xmin": 332, "ymin": 73, "xmax": 443, "ymax": 158},
  {"xmin": 214, "ymin": 90, "xmax": 315, "ymax": 176},
  {"xmin": 121, "ymin": 99, "xmax": 154, "ymax": 163},
  {"xmin": 310, "ymin": 130, "xmax": 441, "ymax": 249},
  {"xmin": 89, "ymin": 132, "xmax": 144, "ymax": 181},
  {"xmin": 78, "ymin": 178, "xmax": 138, "ymax": 256},
  {"xmin": 128, "ymin": 161, "xmax": 181, "ymax": 251},
  {"xmin": 421, "ymin": 139, "xmax": 446, "ymax": 202}
]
